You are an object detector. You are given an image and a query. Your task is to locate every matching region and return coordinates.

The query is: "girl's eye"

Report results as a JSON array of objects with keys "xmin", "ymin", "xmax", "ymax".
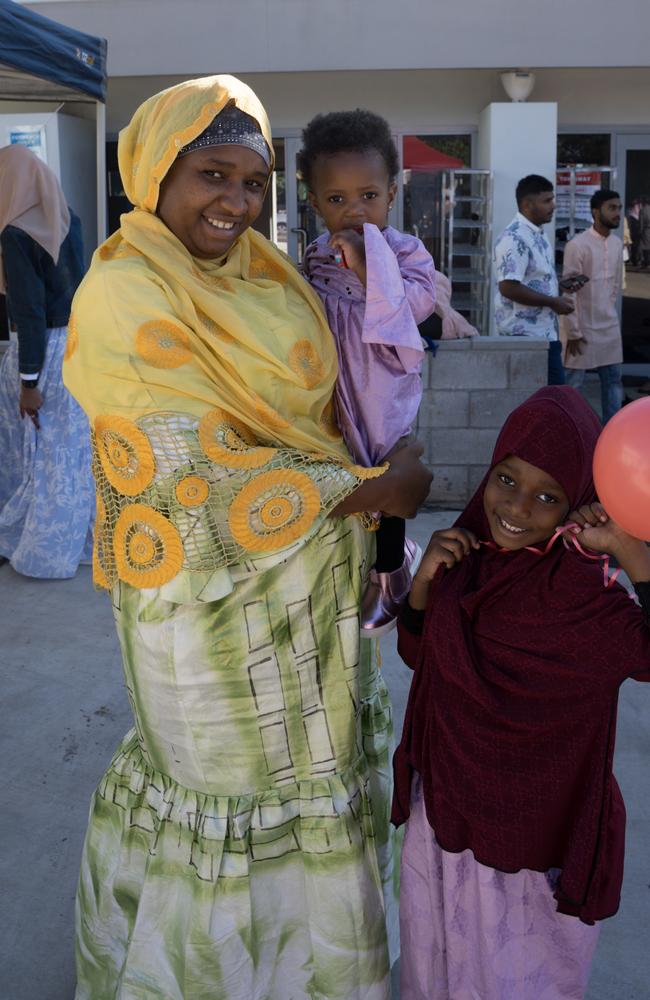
[
  {"xmin": 538, "ymin": 493, "xmax": 559, "ymax": 504},
  {"xmin": 362, "ymin": 192, "xmax": 378, "ymax": 200},
  {"xmin": 204, "ymin": 171, "xmax": 223, "ymax": 180},
  {"xmin": 497, "ymin": 473, "xmax": 515, "ymax": 487},
  {"xmin": 327, "ymin": 195, "xmax": 343, "ymax": 204}
]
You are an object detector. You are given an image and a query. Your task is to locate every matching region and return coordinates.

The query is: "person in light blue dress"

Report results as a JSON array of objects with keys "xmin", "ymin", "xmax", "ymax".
[{"xmin": 0, "ymin": 143, "xmax": 93, "ymax": 578}]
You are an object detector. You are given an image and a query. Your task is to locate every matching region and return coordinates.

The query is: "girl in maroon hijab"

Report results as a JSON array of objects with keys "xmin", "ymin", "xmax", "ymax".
[{"xmin": 392, "ymin": 386, "xmax": 650, "ymax": 1000}]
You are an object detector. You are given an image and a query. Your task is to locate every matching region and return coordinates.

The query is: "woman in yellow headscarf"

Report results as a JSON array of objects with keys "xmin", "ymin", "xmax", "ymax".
[{"xmin": 64, "ymin": 74, "xmax": 430, "ymax": 1000}]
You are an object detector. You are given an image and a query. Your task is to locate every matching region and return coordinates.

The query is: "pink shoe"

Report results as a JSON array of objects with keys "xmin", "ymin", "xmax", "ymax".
[{"xmin": 360, "ymin": 538, "xmax": 423, "ymax": 638}]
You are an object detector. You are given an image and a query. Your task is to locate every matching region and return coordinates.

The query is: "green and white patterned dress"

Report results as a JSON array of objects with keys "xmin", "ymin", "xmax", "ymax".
[{"xmin": 75, "ymin": 515, "xmax": 396, "ymax": 999}]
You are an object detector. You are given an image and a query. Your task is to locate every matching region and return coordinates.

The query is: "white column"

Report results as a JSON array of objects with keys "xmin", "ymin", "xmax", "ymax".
[{"xmin": 477, "ymin": 102, "xmax": 558, "ymax": 335}]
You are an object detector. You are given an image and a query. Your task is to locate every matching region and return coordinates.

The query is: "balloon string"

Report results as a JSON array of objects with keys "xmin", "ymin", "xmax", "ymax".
[{"xmin": 480, "ymin": 523, "xmax": 620, "ymax": 589}]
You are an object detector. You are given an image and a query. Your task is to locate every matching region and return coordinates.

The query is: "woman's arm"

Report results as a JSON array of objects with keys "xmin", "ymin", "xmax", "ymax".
[
  {"xmin": 330, "ymin": 442, "xmax": 432, "ymax": 519},
  {"xmin": 1, "ymin": 227, "xmax": 47, "ymax": 378}
]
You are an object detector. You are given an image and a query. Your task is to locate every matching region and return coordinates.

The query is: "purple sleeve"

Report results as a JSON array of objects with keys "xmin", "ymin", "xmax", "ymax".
[{"xmin": 362, "ymin": 225, "xmax": 433, "ymax": 374}]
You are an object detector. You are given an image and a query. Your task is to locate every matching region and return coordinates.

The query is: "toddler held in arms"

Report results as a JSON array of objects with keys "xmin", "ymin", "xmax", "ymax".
[{"xmin": 300, "ymin": 109, "xmax": 436, "ymax": 634}]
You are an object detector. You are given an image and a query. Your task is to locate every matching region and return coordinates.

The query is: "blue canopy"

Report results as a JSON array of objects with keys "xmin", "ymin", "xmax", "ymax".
[{"xmin": 0, "ymin": 0, "xmax": 106, "ymax": 103}]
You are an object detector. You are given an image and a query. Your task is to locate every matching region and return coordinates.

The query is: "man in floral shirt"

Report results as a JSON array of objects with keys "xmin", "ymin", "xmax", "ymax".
[{"xmin": 494, "ymin": 174, "xmax": 575, "ymax": 384}]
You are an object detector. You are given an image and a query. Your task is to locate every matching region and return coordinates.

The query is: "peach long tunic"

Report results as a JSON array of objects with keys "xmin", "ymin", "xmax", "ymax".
[{"xmin": 563, "ymin": 227, "xmax": 624, "ymax": 370}]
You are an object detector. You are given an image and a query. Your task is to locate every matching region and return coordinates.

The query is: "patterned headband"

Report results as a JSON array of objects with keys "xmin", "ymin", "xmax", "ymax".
[{"xmin": 179, "ymin": 103, "xmax": 271, "ymax": 167}]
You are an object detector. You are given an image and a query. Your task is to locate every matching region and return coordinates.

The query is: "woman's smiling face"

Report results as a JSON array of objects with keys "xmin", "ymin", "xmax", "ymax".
[
  {"xmin": 157, "ymin": 145, "xmax": 270, "ymax": 259},
  {"xmin": 483, "ymin": 454, "xmax": 570, "ymax": 550}
]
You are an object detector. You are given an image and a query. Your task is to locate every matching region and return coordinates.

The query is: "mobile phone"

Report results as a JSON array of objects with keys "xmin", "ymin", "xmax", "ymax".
[{"xmin": 560, "ymin": 275, "xmax": 589, "ymax": 292}]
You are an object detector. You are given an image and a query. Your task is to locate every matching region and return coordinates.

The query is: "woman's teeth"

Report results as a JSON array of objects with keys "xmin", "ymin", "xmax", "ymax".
[
  {"xmin": 498, "ymin": 516, "xmax": 526, "ymax": 534},
  {"xmin": 206, "ymin": 217, "xmax": 235, "ymax": 230}
]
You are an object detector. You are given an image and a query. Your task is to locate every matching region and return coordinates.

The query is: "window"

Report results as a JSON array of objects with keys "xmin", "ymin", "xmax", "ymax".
[{"xmin": 557, "ymin": 133, "xmax": 611, "ymax": 166}]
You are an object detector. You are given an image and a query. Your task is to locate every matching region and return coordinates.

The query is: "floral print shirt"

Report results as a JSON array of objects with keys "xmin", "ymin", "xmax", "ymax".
[{"xmin": 494, "ymin": 212, "xmax": 559, "ymax": 341}]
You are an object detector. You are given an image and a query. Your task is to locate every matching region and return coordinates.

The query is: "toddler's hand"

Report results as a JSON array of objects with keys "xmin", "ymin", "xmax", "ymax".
[
  {"xmin": 329, "ymin": 229, "xmax": 367, "ymax": 285},
  {"xmin": 409, "ymin": 527, "xmax": 479, "ymax": 610}
]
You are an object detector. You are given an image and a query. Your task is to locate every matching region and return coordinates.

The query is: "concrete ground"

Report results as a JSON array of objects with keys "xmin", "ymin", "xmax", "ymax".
[{"xmin": 1, "ymin": 509, "xmax": 650, "ymax": 999}]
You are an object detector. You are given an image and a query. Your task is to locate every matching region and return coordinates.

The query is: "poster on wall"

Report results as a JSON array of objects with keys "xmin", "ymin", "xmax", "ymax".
[
  {"xmin": 8, "ymin": 124, "xmax": 47, "ymax": 164},
  {"xmin": 556, "ymin": 169, "xmax": 602, "ymax": 224}
]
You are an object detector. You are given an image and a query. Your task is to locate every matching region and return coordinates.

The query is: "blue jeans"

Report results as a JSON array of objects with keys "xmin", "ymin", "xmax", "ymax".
[
  {"xmin": 564, "ymin": 364, "xmax": 623, "ymax": 423},
  {"xmin": 547, "ymin": 340, "xmax": 566, "ymax": 386}
]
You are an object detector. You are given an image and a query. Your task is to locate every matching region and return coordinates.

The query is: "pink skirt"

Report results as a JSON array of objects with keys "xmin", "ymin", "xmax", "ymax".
[{"xmin": 400, "ymin": 775, "xmax": 600, "ymax": 1000}]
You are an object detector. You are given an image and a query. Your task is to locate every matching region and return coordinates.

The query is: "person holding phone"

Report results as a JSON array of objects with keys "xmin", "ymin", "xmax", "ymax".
[
  {"xmin": 494, "ymin": 174, "xmax": 576, "ymax": 385},
  {"xmin": 562, "ymin": 189, "xmax": 624, "ymax": 423}
]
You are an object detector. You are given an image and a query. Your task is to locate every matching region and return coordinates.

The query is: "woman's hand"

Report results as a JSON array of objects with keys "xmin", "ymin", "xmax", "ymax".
[
  {"xmin": 569, "ymin": 502, "xmax": 650, "ymax": 583},
  {"xmin": 329, "ymin": 229, "xmax": 367, "ymax": 285},
  {"xmin": 409, "ymin": 526, "xmax": 479, "ymax": 610},
  {"xmin": 380, "ymin": 443, "xmax": 432, "ymax": 518},
  {"xmin": 19, "ymin": 385, "xmax": 43, "ymax": 429},
  {"xmin": 330, "ymin": 442, "xmax": 431, "ymax": 520}
]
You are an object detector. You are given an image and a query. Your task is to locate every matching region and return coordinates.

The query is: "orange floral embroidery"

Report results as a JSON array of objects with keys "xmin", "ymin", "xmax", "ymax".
[
  {"xmin": 95, "ymin": 415, "xmax": 156, "ymax": 496},
  {"xmin": 175, "ymin": 475, "xmax": 210, "ymax": 508},
  {"xmin": 229, "ymin": 469, "xmax": 321, "ymax": 552},
  {"xmin": 288, "ymin": 339, "xmax": 326, "ymax": 389},
  {"xmin": 195, "ymin": 309, "xmax": 236, "ymax": 344},
  {"xmin": 319, "ymin": 400, "xmax": 343, "ymax": 440},
  {"xmin": 63, "ymin": 313, "xmax": 78, "ymax": 360},
  {"xmin": 345, "ymin": 462, "xmax": 390, "ymax": 481},
  {"xmin": 98, "ymin": 240, "xmax": 140, "ymax": 262},
  {"xmin": 251, "ymin": 394, "xmax": 290, "ymax": 430},
  {"xmin": 198, "ymin": 407, "xmax": 276, "ymax": 470},
  {"xmin": 249, "ymin": 257, "xmax": 286, "ymax": 283},
  {"xmin": 135, "ymin": 320, "xmax": 192, "ymax": 369},
  {"xmin": 113, "ymin": 503, "xmax": 183, "ymax": 588}
]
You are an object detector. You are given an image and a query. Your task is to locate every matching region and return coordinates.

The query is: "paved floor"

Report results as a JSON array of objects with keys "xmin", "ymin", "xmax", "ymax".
[{"xmin": 2, "ymin": 510, "xmax": 650, "ymax": 999}]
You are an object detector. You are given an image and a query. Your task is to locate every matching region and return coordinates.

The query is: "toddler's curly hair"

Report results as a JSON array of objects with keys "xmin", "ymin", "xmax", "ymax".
[{"xmin": 298, "ymin": 109, "xmax": 399, "ymax": 188}]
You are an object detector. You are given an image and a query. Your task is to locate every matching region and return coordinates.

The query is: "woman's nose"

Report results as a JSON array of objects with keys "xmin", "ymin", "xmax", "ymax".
[{"xmin": 218, "ymin": 181, "xmax": 247, "ymax": 214}]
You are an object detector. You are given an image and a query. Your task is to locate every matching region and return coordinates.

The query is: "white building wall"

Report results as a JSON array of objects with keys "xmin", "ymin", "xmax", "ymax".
[
  {"xmin": 22, "ymin": 0, "xmax": 650, "ymax": 75},
  {"xmin": 98, "ymin": 68, "xmax": 650, "ymax": 138}
]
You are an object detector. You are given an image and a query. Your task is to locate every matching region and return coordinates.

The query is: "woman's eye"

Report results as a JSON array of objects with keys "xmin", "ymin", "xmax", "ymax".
[
  {"xmin": 498, "ymin": 473, "xmax": 515, "ymax": 486},
  {"xmin": 246, "ymin": 179, "xmax": 263, "ymax": 190},
  {"xmin": 204, "ymin": 171, "xmax": 223, "ymax": 179},
  {"xmin": 538, "ymin": 493, "xmax": 559, "ymax": 504}
]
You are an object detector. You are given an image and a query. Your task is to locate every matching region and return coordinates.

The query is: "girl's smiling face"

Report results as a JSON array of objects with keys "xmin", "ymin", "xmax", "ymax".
[
  {"xmin": 307, "ymin": 149, "xmax": 396, "ymax": 234},
  {"xmin": 483, "ymin": 454, "xmax": 570, "ymax": 550}
]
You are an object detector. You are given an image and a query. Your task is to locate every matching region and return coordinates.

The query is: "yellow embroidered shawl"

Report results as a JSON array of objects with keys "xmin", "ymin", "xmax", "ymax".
[{"xmin": 64, "ymin": 75, "xmax": 381, "ymax": 592}]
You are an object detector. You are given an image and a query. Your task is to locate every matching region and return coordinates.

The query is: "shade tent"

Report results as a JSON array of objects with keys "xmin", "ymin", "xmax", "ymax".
[
  {"xmin": 0, "ymin": 0, "xmax": 107, "ymax": 239},
  {"xmin": 403, "ymin": 134, "xmax": 464, "ymax": 172}
]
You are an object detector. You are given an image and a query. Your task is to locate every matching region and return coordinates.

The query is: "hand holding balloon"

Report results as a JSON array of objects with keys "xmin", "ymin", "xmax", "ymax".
[{"xmin": 593, "ymin": 397, "xmax": 650, "ymax": 543}]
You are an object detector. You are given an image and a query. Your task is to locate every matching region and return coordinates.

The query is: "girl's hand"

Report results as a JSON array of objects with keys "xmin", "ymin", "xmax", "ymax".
[
  {"xmin": 329, "ymin": 229, "xmax": 367, "ymax": 285},
  {"xmin": 568, "ymin": 502, "xmax": 650, "ymax": 583},
  {"xmin": 409, "ymin": 527, "xmax": 479, "ymax": 610},
  {"xmin": 568, "ymin": 502, "xmax": 633, "ymax": 556}
]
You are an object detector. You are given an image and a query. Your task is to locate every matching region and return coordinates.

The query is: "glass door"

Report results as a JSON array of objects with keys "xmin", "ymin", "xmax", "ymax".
[
  {"xmin": 284, "ymin": 136, "xmax": 323, "ymax": 265},
  {"xmin": 616, "ymin": 133, "xmax": 650, "ymax": 373}
]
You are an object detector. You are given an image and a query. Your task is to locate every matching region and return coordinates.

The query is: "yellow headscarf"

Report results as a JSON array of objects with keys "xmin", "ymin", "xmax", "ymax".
[{"xmin": 64, "ymin": 75, "xmax": 380, "ymax": 591}]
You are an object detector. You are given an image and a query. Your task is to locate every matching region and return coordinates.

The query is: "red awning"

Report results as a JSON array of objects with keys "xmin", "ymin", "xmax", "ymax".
[{"xmin": 403, "ymin": 135, "xmax": 464, "ymax": 173}]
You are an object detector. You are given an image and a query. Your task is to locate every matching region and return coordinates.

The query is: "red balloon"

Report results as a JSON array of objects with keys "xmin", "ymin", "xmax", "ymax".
[{"xmin": 593, "ymin": 397, "xmax": 650, "ymax": 541}]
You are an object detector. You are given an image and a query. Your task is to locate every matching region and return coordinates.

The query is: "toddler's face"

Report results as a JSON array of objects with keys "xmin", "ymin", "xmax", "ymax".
[
  {"xmin": 307, "ymin": 150, "xmax": 396, "ymax": 234},
  {"xmin": 483, "ymin": 454, "xmax": 569, "ymax": 551}
]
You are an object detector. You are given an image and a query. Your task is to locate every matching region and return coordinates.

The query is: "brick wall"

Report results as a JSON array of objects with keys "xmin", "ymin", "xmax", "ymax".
[{"xmin": 417, "ymin": 336, "xmax": 549, "ymax": 507}]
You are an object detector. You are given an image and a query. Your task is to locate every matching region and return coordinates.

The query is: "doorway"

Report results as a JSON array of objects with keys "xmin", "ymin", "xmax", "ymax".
[{"xmin": 616, "ymin": 134, "xmax": 650, "ymax": 373}]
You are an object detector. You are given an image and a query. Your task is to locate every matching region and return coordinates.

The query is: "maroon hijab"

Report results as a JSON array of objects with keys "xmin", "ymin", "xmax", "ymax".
[{"xmin": 393, "ymin": 387, "xmax": 650, "ymax": 922}]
